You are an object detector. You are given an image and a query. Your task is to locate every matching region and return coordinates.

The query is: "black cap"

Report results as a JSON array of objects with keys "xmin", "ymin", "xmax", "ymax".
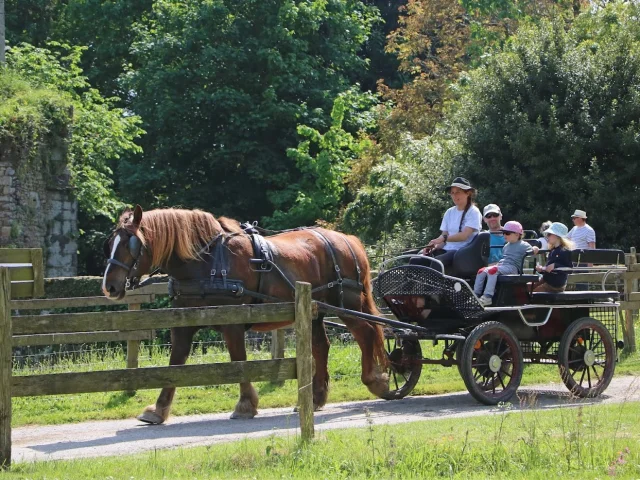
[{"xmin": 445, "ymin": 177, "xmax": 475, "ymax": 192}]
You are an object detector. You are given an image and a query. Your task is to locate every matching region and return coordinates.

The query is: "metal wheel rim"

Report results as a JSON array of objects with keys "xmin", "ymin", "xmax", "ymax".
[
  {"xmin": 470, "ymin": 332, "xmax": 517, "ymax": 396},
  {"xmin": 564, "ymin": 326, "xmax": 611, "ymax": 392}
]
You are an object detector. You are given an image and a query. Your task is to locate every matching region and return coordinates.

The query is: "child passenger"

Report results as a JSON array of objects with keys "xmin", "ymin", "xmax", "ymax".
[
  {"xmin": 533, "ymin": 222, "xmax": 574, "ymax": 292},
  {"xmin": 474, "ymin": 221, "xmax": 532, "ymax": 306}
]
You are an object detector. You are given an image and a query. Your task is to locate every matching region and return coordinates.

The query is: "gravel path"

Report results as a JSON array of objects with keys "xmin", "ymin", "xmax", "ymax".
[{"xmin": 12, "ymin": 375, "xmax": 640, "ymax": 464}]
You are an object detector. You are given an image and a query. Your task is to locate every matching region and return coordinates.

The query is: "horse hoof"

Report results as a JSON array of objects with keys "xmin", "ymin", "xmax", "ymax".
[
  {"xmin": 137, "ymin": 411, "xmax": 165, "ymax": 424},
  {"xmin": 293, "ymin": 405, "xmax": 323, "ymax": 412},
  {"xmin": 230, "ymin": 411, "xmax": 256, "ymax": 420}
]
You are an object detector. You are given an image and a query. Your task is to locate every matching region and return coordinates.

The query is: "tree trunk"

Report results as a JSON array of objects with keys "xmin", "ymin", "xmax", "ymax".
[{"xmin": 0, "ymin": 0, "xmax": 6, "ymax": 64}]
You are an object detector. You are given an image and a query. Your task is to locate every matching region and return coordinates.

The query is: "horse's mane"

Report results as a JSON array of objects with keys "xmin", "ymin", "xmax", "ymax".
[
  {"xmin": 218, "ymin": 216, "xmax": 244, "ymax": 234},
  {"xmin": 119, "ymin": 208, "xmax": 224, "ymax": 267}
]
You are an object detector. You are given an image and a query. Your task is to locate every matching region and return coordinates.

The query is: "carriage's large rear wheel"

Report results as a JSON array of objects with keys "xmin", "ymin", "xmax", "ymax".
[
  {"xmin": 558, "ymin": 317, "xmax": 615, "ymax": 398},
  {"xmin": 460, "ymin": 321, "xmax": 523, "ymax": 405},
  {"xmin": 381, "ymin": 332, "xmax": 422, "ymax": 400}
]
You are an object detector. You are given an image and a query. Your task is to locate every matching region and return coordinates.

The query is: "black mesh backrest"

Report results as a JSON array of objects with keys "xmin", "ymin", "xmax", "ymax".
[
  {"xmin": 408, "ymin": 255, "xmax": 445, "ymax": 273},
  {"xmin": 571, "ymin": 249, "xmax": 625, "ymax": 265},
  {"xmin": 523, "ymin": 230, "xmax": 538, "ymax": 240},
  {"xmin": 450, "ymin": 232, "xmax": 490, "ymax": 278}
]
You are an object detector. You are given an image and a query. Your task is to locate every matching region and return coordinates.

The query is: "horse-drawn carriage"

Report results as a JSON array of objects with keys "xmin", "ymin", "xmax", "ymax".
[
  {"xmin": 103, "ymin": 208, "xmax": 626, "ymax": 422},
  {"xmin": 363, "ymin": 232, "xmax": 626, "ymax": 405}
]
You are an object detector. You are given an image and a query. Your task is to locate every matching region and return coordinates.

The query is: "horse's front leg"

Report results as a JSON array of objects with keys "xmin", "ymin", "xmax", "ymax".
[
  {"xmin": 222, "ymin": 325, "xmax": 258, "ymax": 419},
  {"xmin": 138, "ymin": 326, "xmax": 198, "ymax": 424}
]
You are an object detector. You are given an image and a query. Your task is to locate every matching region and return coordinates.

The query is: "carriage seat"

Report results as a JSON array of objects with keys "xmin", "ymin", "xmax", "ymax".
[
  {"xmin": 449, "ymin": 232, "xmax": 490, "ymax": 278},
  {"xmin": 571, "ymin": 249, "xmax": 625, "ymax": 265},
  {"xmin": 496, "ymin": 274, "xmax": 539, "ymax": 284},
  {"xmin": 531, "ymin": 290, "xmax": 619, "ymax": 305}
]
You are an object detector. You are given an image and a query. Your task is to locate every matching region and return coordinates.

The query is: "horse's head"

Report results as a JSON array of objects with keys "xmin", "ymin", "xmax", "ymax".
[{"xmin": 102, "ymin": 205, "xmax": 153, "ymax": 300}]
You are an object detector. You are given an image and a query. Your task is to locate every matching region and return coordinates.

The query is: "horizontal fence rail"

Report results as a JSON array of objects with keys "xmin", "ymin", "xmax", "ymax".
[{"xmin": 0, "ymin": 271, "xmax": 314, "ymax": 468}]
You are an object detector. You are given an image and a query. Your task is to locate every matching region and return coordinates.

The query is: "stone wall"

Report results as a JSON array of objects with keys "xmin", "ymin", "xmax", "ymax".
[{"xmin": 0, "ymin": 137, "xmax": 78, "ymax": 277}]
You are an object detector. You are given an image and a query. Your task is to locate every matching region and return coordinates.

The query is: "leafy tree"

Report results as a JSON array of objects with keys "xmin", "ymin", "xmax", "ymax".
[
  {"xmin": 269, "ymin": 88, "xmax": 379, "ymax": 227},
  {"xmin": 342, "ymin": 132, "xmax": 457, "ymax": 256},
  {"xmin": 6, "ymin": 43, "xmax": 144, "ymax": 272},
  {"xmin": 453, "ymin": 3, "xmax": 640, "ymax": 248},
  {"xmin": 119, "ymin": 0, "xmax": 380, "ymax": 223},
  {"xmin": 4, "ymin": 0, "xmax": 66, "ymax": 47},
  {"xmin": 379, "ymin": 0, "xmax": 580, "ymax": 145}
]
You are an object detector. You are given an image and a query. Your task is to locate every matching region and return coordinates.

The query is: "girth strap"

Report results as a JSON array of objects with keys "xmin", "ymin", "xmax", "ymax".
[{"xmin": 308, "ymin": 229, "xmax": 346, "ymax": 307}]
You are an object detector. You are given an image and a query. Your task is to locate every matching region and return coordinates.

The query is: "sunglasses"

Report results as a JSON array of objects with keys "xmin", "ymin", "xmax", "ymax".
[
  {"xmin": 503, "ymin": 231, "xmax": 517, "ymax": 236},
  {"xmin": 484, "ymin": 213, "xmax": 500, "ymax": 219}
]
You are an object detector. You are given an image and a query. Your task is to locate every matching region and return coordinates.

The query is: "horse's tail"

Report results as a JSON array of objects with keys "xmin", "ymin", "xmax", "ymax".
[{"xmin": 350, "ymin": 235, "xmax": 388, "ymax": 369}]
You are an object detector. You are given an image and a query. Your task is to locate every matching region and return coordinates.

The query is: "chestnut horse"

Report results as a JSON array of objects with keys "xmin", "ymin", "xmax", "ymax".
[{"xmin": 102, "ymin": 205, "xmax": 389, "ymax": 424}]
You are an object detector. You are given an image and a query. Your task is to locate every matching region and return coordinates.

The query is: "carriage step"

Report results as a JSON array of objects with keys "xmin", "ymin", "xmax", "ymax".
[{"xmin": 435, "ymin": 334, "xmax": 466, "ymax": 341}]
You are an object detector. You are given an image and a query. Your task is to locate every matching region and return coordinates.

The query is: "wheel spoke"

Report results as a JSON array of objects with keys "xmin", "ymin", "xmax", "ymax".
[
  {"xmin": 590, "ymin": 365, "xmax": 601, "ymax": 382},
  {"xmin": 498, "ymin": 372, "xmax": 507, "ymax": 390},
  {"xmin": 568, "ymin": 359, "xmax": 583, "ymax": 365},
  {"xmin": 569, "ymin": 346, "xmax": 583, "ymax": 356},
  {"xmin": 586, "ymin": 364, "xmax": 592, "ymax": 388},
  {"xmin": 579, "ymin": 368, "xmax": 586, "ymax": 385}
]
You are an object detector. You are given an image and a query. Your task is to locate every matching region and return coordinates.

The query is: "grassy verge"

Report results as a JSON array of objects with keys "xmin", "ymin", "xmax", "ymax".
[
  {"xmin": 11, "ymin": 323, "xmax": 640, "ymax": 427},
  {"xmin": 6, "ymin": 401, "xmax": 640, "ymax": 479}
]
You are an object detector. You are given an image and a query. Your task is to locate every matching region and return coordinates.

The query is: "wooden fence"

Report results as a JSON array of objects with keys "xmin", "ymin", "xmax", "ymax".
[
  {"xmin": 0, "ymin": 248, "xmax": 44, "ymax": 299},
  {"xmin": 0, "ymin": 271, "xmax": 314, "ymax": 468}
]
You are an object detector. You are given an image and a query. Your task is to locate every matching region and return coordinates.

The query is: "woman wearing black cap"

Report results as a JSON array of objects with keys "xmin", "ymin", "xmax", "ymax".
[{"xmin": 414, "ymin": 177, "xmax": 482, "ymax": 269}]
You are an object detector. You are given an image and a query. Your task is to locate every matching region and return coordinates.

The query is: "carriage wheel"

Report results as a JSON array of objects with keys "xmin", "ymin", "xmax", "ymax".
[
  {"xmin": 381, "ymin": 332, "xmax": 422, "ymax": 400},
  {"xmin": 558, "ymin": 317, "xmax": 615, "ymax": 398},
  {"xmin": 460, "ymin": 321, "xmax": 523, "ymax": 405}
]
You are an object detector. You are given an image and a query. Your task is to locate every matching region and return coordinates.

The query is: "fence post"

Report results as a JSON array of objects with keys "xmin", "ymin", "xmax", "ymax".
[
  {"xmin": 624, "ymin": 247, "xmax": 637, "ymax": 354},
  {"xmin": 271, "ymin": 329, "xmax": 285, "ymax": 360},
  {"xmin": 295, "ymin": 281, "xmax": 314, "ymax": 442},
  {"xmin": 29, "ymin": 249, "xmax": 44, "ymax": 298},
  {"xmin": 0, "ymin": 268, "xmax": 12, "ymax": 468}
]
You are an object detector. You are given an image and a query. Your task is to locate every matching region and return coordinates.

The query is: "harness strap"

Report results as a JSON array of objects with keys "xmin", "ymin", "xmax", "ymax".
[
  {"xmin": 340, "ymin": 236, "xmax": 362, "ymax": 287},
  {"xmin": 308, "ymin": 229, "xmax": 345, "ymax": 307}
]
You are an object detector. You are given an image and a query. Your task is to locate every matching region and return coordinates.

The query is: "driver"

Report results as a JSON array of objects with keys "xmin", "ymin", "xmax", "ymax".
[{"xmin": 412, "ymin": 177, "xmax": 482, "ymax": 269}]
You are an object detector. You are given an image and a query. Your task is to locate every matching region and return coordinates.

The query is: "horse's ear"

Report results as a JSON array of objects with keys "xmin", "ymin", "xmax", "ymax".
[{"xmin": 133, "ymin": 205, "xmax": 143, "ymax": 226}]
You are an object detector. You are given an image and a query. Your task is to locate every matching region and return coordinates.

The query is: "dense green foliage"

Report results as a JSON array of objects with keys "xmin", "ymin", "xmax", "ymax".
[
  {"xmin": 4, "ymin": 0, "xmax": 640, "ymax": 274},
  {"xmin": 453, "ymin": 3, "xmax": 640, "ymax": 248},
  {"xmin": 117, "ymin": 0, "xmax": 380, "ymax": 221}
]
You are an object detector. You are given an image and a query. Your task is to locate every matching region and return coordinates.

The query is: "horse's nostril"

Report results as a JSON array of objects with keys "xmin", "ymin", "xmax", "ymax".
[{"xmin": 109, "ymin": 286, "xmax": 116, "ymax": 295}]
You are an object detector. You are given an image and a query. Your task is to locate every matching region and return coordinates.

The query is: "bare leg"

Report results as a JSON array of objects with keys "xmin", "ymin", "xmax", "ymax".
[
  {"xmin": 311, "ymin": 314, "xmax": 330, "ymax": 410},
  {"xmin": 138, "ymin": 326, "xmax": 197, "ymax": 424},
  {"xmin": 222, "ymin": 325, "xmax": 259, "ymax": 419}
]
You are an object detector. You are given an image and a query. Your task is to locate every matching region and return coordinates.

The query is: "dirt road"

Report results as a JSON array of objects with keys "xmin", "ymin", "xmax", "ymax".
[{"xmin": 12, "ymin": 375, "xmax": 640, "ymax": 464}]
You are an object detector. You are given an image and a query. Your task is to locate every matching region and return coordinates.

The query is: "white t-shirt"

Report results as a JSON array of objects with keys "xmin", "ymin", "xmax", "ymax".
[
  {"xmin": 440, "ymin": 205, "xmax": 482, "ymax": 251},
  {"xmin": 567, "ymin": 224, "xmax": 596, "ymax": 249}
]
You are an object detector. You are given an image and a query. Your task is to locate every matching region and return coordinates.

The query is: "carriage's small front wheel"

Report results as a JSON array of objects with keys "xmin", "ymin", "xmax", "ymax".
[
  {"xmin": 558, "ymin": 317, "xmax": 615, "ymax": 398},
  {"xmin": 460, "ymin": 321, "xmax": 523, "ymax": 405},
  {"xmin": 381, "ymin": 333, "xmax": 422, "ymax": 400}
]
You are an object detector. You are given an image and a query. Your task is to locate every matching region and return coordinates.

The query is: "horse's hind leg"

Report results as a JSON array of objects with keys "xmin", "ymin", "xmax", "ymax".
[
  {"xmin": 138, "ymin": 326, "xmax": 197, "ymax": 424},
  {"xmin": 339, "ymin": 293, "xmax": 389, "ymax": 398},
  {"xmin": 222, "ymin": 325, "xmax": 259, "ymax": 419},
  {"xmin": 311, "ymin": 314, "xmax": 330, "ymax": 410}
]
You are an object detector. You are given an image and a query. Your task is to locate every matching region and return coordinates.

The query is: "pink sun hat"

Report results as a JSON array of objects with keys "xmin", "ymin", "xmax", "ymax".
[{"xmin": 501, "ymin": 220, "xmax": 523, "ymax": 235}]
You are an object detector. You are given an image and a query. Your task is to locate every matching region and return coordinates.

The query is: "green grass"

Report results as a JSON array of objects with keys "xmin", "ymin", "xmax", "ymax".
[
  {"xmin": 5, "ymin": 401, "xmax": 640, "ymax": 479},
  {"xmin": 11, "ymin": 322, "xmax": 640, "ymax": 428}
]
